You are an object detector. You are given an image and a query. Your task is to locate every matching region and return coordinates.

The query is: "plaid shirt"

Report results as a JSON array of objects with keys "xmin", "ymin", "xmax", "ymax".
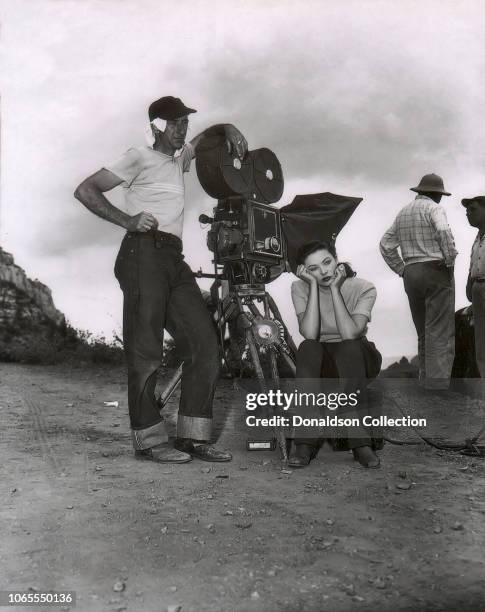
[
  {"xmin": 380, "ymin": 195, "xmax": 458, "ymax": 276},
  {"xmin": 469, "ymin": 232, "xmax": 485, "ymax": 280}
]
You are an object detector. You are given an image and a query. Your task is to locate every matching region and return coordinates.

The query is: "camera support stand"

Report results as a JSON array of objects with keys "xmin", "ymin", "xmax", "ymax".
[
  {"xmin": 224, "ymin": 284, "xmax": 297, "ymax": 464},
  {"xmin": 158, "ymin": 271, "xmax": 297, "ymax": 466}
]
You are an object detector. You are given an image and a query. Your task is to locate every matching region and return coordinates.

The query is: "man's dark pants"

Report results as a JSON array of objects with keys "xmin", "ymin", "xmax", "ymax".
[
  {"xmin": 403, "ymin": 261, "xmax": 455, "ymax": 390},
  {"xmin": 114, "ymin": 231, "xmax": 220, "ymax": 449}
]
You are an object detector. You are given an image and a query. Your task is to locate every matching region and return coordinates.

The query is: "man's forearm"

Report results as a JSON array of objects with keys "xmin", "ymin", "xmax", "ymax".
[
  {"xmin": 436, "ymin": 229, "xmax": 458, "ymax": 267},
  {"xmin": 74, "ymin": 183, "xmax": 130, "ymax": 229},
  {"xmin": 379, "ymin": 243, "xmax": 405, "ymax": 276}
]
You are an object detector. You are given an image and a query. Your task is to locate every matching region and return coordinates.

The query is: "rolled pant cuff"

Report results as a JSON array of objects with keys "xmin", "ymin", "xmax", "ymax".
[
  {"xmin": 131, "ymin": 420, "xmax": 168, "ymax": 450},
  {"xmin": 177, "ymin": 415, "xmax": 212, "ymax": 441}
]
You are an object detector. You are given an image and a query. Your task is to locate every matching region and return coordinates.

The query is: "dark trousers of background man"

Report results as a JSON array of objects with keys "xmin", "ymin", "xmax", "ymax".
[
  {"xmin": 293, "ymin": 338, "xmax": 383, "ymax": 451},
  {"xmin": 403, "ymin": 261, "xmax": 455, "ymax": 390},
  {"xmin": 114, "ymin": 231, "xmax": 220, "ymax": 449},
  {"xmin": 472, "ymin": 281, "xmax": 485, "ymax": 378}
]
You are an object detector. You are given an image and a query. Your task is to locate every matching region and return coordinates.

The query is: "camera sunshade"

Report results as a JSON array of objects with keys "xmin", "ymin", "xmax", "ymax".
[{"xmin": 280, "ymin": 193, "xmax": 363, "ymax": 274}]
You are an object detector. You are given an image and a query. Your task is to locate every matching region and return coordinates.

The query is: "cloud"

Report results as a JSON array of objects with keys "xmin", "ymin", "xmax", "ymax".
[{"xmin": 1, "ymin": 0, "xmax": 485, "ymax": 354}]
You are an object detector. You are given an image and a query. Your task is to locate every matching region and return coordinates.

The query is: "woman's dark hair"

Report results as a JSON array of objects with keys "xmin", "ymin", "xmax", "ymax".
[{"xmin": 296, "ymin": 240, "xmax": 356, "ymax": 278}]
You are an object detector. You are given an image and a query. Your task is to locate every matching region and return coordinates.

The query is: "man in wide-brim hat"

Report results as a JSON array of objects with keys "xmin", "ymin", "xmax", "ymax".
[
  {"xmin": 462, "ymin": 195, "xmax": 485, "ymax": 378},
  {"xmin": 380, "ymin": 173, "xmax": 457, "ymax": 391}
]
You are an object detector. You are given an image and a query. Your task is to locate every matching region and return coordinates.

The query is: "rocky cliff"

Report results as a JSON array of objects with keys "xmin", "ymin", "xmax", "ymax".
[{"xmin": 0, "ymin": 246, "xmax": 65, "ymax": 333}]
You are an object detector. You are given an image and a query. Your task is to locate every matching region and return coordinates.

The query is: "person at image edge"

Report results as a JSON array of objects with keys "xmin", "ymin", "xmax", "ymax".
[{"xmin": 462, "ymin": 195, "xmax": 485, "ymax": 378}]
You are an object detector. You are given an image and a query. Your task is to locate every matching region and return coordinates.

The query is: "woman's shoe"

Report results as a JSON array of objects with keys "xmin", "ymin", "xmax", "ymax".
[
  {"xmin": 289, "ymin": 443, "xmax": 318, "ymax": 468},
  {"xmin": 352, "ymin": 445, "xmax": 380, "ymax": 468}
]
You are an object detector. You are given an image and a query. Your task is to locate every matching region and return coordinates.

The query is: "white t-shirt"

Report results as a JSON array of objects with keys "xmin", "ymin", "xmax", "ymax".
[
  {"xmin": 105, "ymin": 144, "xmax": 194, "ymax": 238},
  {"xmin": 291, "ymin": 276, "xmax": 377, "ymax": 343}
]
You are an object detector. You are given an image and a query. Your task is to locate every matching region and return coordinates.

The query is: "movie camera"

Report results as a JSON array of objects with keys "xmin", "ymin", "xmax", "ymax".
[{"xmin": 196, "ymin": 142, "xmax": 286, "ymax": 287}]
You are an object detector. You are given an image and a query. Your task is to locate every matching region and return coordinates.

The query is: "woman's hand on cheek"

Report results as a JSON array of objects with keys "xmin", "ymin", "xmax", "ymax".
[
  {"xmin": 296, "ymin": 264, "xmax": 317, "ymax": 286},
  {"xmin": 329, "ymin": 264, "xmax": 346, "ymax": 290}
]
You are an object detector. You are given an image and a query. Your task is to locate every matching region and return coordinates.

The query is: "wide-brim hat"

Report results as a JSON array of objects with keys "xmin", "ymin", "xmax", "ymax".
[
  {"xmin": 148, "ymin": 96, "xmax": 197, "ymax": 121},
  {"xmin": 461, "ymin": 195, "xmax": 485, "ymax": 207},
  {"xmin": 410, "ymin": 173, "xmax": 451, "ymax": 196}
]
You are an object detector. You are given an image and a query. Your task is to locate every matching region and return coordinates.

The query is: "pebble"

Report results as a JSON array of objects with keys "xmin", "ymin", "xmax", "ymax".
[
  {"xmin": 373, "ymin": 578, "xmax": 386, "ymax": 589},
  {"xmin": 251, "ymin": 591, "xmax": 260, "ymax": 601},
  {"xmin": 396, "ymin": 482, "xmax": 411, "ymax": 490},
  {"xmin": 341, "ymin": 584, "xmax": 355, "ymax": 595},
  {"xmin": 433, "ymin": 526, "xmax": 443, "ymax": 534},
  {"xmin": 167, "ymin": 606, "xmax": 182, "ymax": 612},
  {"xmin": 168, "ymin": 586, "xmax": 177, "ymax": 592},
  {"xmin": 235, "ymin": 522, "xmax": 252, "ymax": 529},
  {"xmin": 112, "ymin": 581, "xmax": 125, "ymax": 592},
  {"xmin": 201, "ymin": 467, "xmax": 211, "ymax": 474},
  {"xmin": 451, "ymin": 521, "xmax": 464, "ymax": 531},
  {"xmin": 215, "ymin": 474, "xmax": 229, "ymax": 479},
  {"xmin": 160, "ymin": 526, "xmax": 168, "ymax": 534},
  {"xmin": 353, "ymin": 595, "xmax": 365, "ymax": 602},
  {"xmin": 66, "ymin": 505, "xmax": 74, "ymax": 510}
]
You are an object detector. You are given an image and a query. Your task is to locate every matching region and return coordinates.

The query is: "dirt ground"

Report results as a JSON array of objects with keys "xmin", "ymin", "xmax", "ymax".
[{"xmin": 1, "ymin": 363, "xmax": 484, "ymax": 612}]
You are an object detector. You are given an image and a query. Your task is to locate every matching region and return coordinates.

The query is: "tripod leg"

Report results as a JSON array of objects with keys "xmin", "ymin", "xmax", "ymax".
[
  {"xmin": 245, "ymin": 328, "xmax": 266, "ymax": 389},
  {"xmin": 266, "ymin": 292, "xmax": 298, "ymax": 358},
  {"xmin": 157, "ymin": 362, "xmax": 183, "ymax": 411},
  {"xmin": 268, "ymin": 347, "xmax": 290, "ymax": 465}
]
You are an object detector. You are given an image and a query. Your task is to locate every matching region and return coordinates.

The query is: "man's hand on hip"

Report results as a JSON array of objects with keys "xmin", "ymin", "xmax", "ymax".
[{"xmin": 126, "ymin": 211, "xmax": 159, "ymax": 232}]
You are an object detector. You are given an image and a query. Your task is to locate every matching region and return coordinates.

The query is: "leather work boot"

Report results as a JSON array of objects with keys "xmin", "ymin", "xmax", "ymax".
[
  {"xmin": 135, "ymin": 443, "xmax": 192, "ymax": 464},
  {"xmin": 288, "ymin": 443, "xmax": 317, "ymax": 468},
  {"xmin": 352, "ymin": 445, "xmax": 380, "ymax": 468},
  {"xmin": 174, "ymin": 439, "xmax": 232, "ymax": 462}
]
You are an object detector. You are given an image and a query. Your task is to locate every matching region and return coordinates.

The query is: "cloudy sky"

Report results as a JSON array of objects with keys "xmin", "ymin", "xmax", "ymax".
[{"xmin": 1, "ymin": 0, "xmax": 485, "ymax": 358}]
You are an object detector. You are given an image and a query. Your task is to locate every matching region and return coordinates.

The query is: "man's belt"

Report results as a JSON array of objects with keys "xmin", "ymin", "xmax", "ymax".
[{"xmin": 126, "ymin": 229, "xmax": 182, "ymax": 249}]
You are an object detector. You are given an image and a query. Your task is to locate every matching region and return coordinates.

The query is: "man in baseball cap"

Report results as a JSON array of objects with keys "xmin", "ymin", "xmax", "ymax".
[
  {"xmin": 74, "ymin": 97, "xmax": 248, "ymax": 464},
  {"xmin": 462, "ymin": 195, "xmax": 485, "ymax": 377},
  {"xmin": 380, "ymin": 173, "xmax": 457, "ymax": 392}
]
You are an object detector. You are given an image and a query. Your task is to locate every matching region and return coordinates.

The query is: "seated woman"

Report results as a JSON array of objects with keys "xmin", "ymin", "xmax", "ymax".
[{"xmin": 289, "ymin": 240, "xmax": 383, "ymax": 469}]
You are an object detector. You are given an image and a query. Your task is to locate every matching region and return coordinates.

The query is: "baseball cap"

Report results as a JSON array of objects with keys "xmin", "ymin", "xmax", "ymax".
[
  {"xmin": 461, "ymin": 195, "xmax": 485, "ymax": 207},
  {"xmin": 148, "ymin": 96, "xmax": 197, "ymax": 121}
]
